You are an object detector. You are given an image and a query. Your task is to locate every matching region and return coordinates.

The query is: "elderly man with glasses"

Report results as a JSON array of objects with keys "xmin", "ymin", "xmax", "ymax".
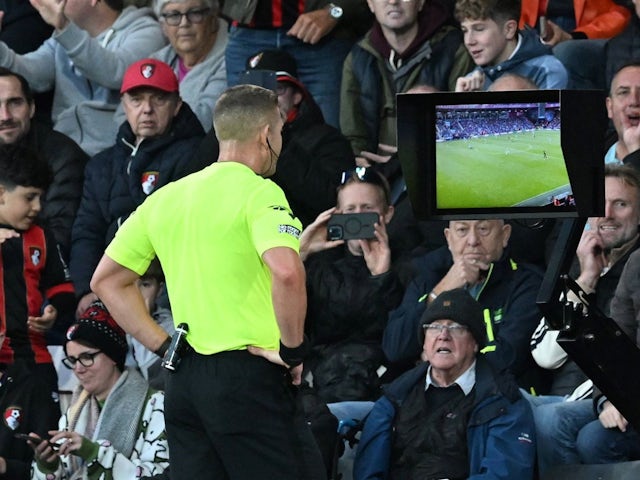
[
  {"xmin": 383, "ymin": 218, "xmax": 547, "ymax": 395},
  {"xmin": 354, "ymin": 288, "xmax": 536, "ymax": 480}
]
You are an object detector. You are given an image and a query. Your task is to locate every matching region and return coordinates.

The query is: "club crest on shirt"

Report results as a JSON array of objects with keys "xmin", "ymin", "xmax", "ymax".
[
  {"xmin": 4, "ymin": 407, "xmax": 22, "ymax": 430},
  {"xmin": 29, "ymin": 247, "xmax": 42, "ymax": 266},
  {"xmin": 141, "ymin": 63, "xmax": 155, "ymax": 79},
  {"xmin": 141, "ymin": 172, "xmax": 159, "ymax": 195},
  {"xmin": 269, "ymin": 205, "xmax": 296, "ymax": 220}
]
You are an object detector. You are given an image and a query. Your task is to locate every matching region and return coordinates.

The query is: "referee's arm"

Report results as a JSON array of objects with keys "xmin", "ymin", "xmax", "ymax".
[
  {"xmin": 91, "ymin": 254, "xmax": 169, "ymax": 354},
  {"xmin": 262, "ymin": 246, "xmax": 307, "ymax": 349}
]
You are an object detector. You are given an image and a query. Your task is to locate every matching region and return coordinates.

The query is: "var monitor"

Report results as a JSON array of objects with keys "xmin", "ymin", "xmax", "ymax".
[{"xmin": 397, "ymin": 90, "xmax": 606, "ymax": 220}]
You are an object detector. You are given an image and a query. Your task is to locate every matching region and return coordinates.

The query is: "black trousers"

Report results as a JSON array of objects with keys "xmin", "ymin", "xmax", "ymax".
[{"xmin": 164, "ymin": 349, "xmax": 326, "ymax": 480}]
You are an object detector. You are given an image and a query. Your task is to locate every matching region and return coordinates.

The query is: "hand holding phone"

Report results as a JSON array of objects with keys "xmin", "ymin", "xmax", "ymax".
[{"xmin": 15, "ymin": 433, "xmax": 59, "ymax": 450}]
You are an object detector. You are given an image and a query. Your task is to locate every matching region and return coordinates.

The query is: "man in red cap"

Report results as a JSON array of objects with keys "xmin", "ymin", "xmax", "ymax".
[{"xmin": 70, "ymin": 58, "xmax": 208, "ymax": 317}]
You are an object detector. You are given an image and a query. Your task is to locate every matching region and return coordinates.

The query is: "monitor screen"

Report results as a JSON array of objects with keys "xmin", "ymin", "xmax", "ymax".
[{"xmin": 397, "ymin": 90, "xmax": 606, "ymax": 220}]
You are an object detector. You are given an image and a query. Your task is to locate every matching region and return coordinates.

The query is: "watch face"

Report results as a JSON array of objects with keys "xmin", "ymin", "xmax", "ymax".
[{"xmin": 330, "ymin": 5, "xmax": 343, "ymax": 19}]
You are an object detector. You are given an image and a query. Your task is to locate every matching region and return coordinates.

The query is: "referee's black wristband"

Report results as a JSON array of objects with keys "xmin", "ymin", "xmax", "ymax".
[
  {"xmin": 279, "ymin": 336, "xmax": 309, "ymax": 368},
  {"xmin": 154, "ymin": 337, "xmax": 172, "ymax": 358}
]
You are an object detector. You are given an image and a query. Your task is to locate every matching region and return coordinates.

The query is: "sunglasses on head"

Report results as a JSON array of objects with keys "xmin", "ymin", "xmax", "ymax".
[{"xmin": 339, "ymin": 167, "xmax": 390, "ymax": 204}]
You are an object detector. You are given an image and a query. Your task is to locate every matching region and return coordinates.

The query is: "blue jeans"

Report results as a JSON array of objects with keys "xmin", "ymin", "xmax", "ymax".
[
  {"xmin": 522, "ymin": 392, "xmax": 595, "ymax": 475},
  {"xmin": 577, "ymin": 419, "xmax": 640, "ymax": 464},
  {"xmin": 225, "ymin": 25, "xmax": 353, "ymax": 128}
]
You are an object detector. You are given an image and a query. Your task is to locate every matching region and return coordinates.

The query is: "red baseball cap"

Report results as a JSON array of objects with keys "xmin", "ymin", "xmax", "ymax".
[{"xmin": 120, "ymin": 58, "xmax": 179, "ymax": 94}]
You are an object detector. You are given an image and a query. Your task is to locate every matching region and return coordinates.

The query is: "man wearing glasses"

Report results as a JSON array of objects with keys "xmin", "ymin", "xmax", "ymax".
[
  {"xmin": 354, "ymin": 288, "xmax": 536, "ymax": 479},
  {"xmin": 383, "ymin": 219, "xmax": 546, "ymax": 394}
]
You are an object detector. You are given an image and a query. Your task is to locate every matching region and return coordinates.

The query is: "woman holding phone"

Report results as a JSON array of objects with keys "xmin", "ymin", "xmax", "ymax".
[{"xmin": 29, "ymin": 301, "xmax": 169, "ymax": 479}]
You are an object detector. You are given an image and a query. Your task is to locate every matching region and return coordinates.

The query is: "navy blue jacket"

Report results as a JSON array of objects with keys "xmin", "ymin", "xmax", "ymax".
[
  {"xmin": 70, "ymin": 102, "xmax": 206, "ymax": 296},
  {"xmin": 383, "ymin": 246, "xmax": 545, "ymax": 390},
  {"xmin": 353, "ymin": 357, "xmax": 536, "ymax": 480},
  {"xmin": 480, "ymin": 27, "xmax": 567, "ymax": 89}
]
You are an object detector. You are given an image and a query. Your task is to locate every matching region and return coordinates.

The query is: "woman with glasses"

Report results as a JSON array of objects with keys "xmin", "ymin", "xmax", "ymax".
[
  {"xmin": 29, "ymin": 301, "xmax": 169, "ymax": 480},
  {"xmin": 151, "ymin": 0, "xmax": 227, "ymax": 131}
]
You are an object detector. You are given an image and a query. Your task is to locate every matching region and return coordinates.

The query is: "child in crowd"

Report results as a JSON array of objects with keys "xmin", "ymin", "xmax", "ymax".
[
  {"xmin": 454, "ymin": 0, "xmax": 568, "ymax": 91},
  {"xmin": 125, "ymin": 259, "xmax": 174, "ymax": 390},
  {"xmin": 0, "ymin": 144, "xmax": 75, "ymax": 398}
]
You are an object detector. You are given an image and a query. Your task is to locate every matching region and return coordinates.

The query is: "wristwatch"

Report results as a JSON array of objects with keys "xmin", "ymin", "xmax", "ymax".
[{"xmin": 327, "ymin": 3, "xmax": 343, "ymax": 20}]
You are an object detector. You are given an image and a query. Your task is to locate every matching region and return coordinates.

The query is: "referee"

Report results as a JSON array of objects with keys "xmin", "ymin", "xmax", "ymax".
[{"xmin": 91, "ymin": 85, "xmax": 324, "ymax": 479}]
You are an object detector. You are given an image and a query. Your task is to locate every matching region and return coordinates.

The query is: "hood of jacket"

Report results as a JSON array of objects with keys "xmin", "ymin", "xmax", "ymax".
[
  {"xmin": 481, "ymin": 27, "xmax": 553, "ymax": 79},
  {"xmin": 108, "ymin": 6, "xmax": 158, "ymax": 36}
]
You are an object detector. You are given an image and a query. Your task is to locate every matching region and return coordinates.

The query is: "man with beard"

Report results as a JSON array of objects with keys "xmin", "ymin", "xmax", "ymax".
[{"xmin": 529, "ymin": 164, "xmax": 640, "ymax": 475}]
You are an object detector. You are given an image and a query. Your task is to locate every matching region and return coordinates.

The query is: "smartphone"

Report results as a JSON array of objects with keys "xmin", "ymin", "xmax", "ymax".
[
  {"xmin": 14, "ymin": 433, "xmax": 59, "ymax": 450},
  {"xmin": 327, "ymin": 212, "xmax": 378, "ymax": 240}
]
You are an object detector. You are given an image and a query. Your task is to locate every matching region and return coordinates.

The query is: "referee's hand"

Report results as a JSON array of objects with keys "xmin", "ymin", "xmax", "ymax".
[{"xmin": 247, "ymin": 346, "xmax": 303, "ymax": 385}]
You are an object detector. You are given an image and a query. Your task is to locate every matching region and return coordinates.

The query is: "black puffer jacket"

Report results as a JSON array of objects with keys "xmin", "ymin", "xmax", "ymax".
[
  {"xmin": 24, "ymin": 121, "xmax": 88, "ymax": 256},
  {"xmin": 304, "ymin": 247, "xmax": 405, "ymax": 402},
  {"xmin": 70, "ymin": 103, "xmax": 206, "ymax": 296}
]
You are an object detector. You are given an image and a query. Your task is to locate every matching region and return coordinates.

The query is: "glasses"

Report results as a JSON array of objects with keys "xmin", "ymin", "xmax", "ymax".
[
  {"xmin": 161, "ymin": 7, "xmax": 211, "ymax": 26},
  {"xmin": 339, "ymin": 167, "xmax": 390, "ymax": 204},
  {"xmin": 423, "ymin": 323, "xmax": 469, "ymax": 338},
  {"xmin": 62, "ymin": 351, "xmax": 102, "ymax": 369}
]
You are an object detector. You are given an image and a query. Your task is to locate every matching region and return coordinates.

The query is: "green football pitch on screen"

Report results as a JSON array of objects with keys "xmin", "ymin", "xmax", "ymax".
[{"xmin": 436, "ymin": 129, "xmax": 570, "ymax": 209}]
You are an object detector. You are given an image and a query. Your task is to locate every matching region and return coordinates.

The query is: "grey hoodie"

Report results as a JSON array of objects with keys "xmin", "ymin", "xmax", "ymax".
[{"xmin": 0, "ymin": 6, "xmax": 166, "ymax": 155}]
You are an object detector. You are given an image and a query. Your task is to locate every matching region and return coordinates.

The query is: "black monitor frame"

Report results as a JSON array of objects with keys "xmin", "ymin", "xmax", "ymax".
[{"xmin": 396, "ymin": 89, "xmax": 606, "ymax": 221}]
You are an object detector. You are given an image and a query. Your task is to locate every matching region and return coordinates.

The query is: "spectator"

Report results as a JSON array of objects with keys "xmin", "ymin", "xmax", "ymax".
[
  {"xmin": 605, "ymin": 1, "xmax": 640, "ymax": 90},
  {"xmin": 0, "ymin": 67, "xmax": 87, "ymax": 256},
  {"xmin": 0, "ymin": 0, "xmax": 166, "ymax": 155},
  {"xmin": 354, "ymin": 289, "xmax": 536, "ymax": 480},
  {"xmin": 91, "ymin": 84, "xmax": 325, "ymax": 480},
  {"xmin": 223, "ymin": 1, "xmax": 373, "ymax": 128},
  {"xmin": 30, "ymin": 301, "xmax": 169, "ymax": 479},
  {"xmin": 70, "ymin": 58, "xmax": 207, "ymax": 318},
  {"xmin": 299, "ymin": 167, "xmax": 404, "ymax": 404},
  {"xmin": 520, "ymin": 0, "xmax": 631, "ymax": 89},
  {"xmin": 0, "ymin": 0, "xmax": 54, "ymax": 125},
  {"xmin": 0, "ymin": 144, "xmax": 75, "ymax": 399},
  {"xmin": 125, "ymin": 259, "xmax": 174, "ymax": 390},
  {"xmin": 149, "ymin": 0, "xmax": 227, "ymax": 131},
  {"xmin": 455, "ymin": 0, "xmax": 568, "ymax": 91},
  {"xmin": 605, "ymin": 61, "xmax": 640, "ymax": 166},
  {"xmin": 0, "ymin": 327, "xmax": 60, "ymax": 480},
  {"xmin": 529, "ymin": 164, "xmax": 640, "ymax": 475},
  {"xmin": 383, "ymin": 219, "xmax": 547, "ymax": 394},
  {"xmin": 243, "ymin": 48, "xmax": 355, "ymax": 226},
  {"xmin": 341, "ymin": 0, "xmax": 472, "ymax": 157}
]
